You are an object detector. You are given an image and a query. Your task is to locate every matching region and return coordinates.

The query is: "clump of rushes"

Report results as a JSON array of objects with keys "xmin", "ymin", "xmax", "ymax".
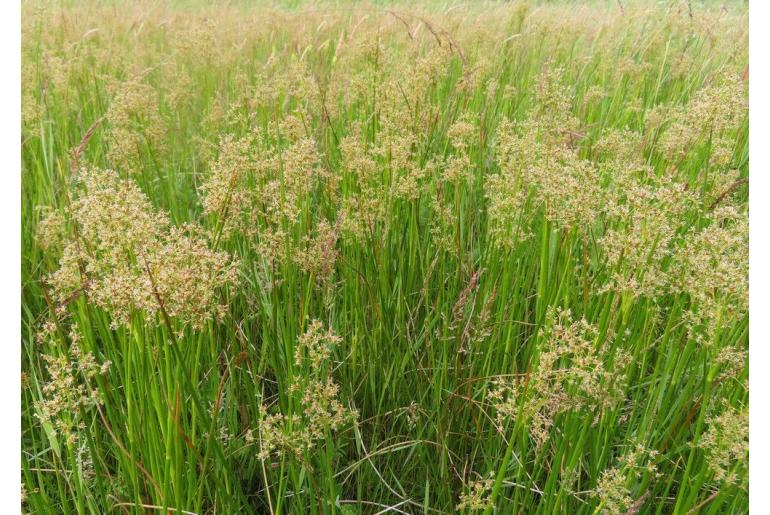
[{"xmin": 21, "ymin": 1, "xmax": 748, "ymax": 513}]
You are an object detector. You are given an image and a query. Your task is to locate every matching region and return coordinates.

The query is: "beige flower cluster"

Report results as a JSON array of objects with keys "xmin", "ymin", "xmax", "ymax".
[
  {"xmin": 35, "ymin": 326, "xmax": 111, "ymax": 445},
  {"xmin": 47, "ymin": 168, "xmax": 237, "ymax": 330},
  {"xmin": 293, "ymin": 219, "xmax": 340, "ymax": 287},
  {"xmin": 600, "ymin": 176, "xmax": 696, "ymax": 298},
  {"xmin": 201, "ymin": 125, "xmax": 323, "ymax": 267},
  {"xmin": 593, "ymin": 442, "xmax": 659, "ymax": 515},
  {"xmin": 456, "ymin": 471, "xmax": 494, "ymax": 512},
  {"xmin": 656, "ymin": 74, "xmax": 746, "ymax": 169},
  {"xmin": 488, "ymin": 68, "xmax": 601, "ymax": 247},
  {"xmin": 105, "ymin": 80, "xmax": 168, "ymax": 176},
  {"xmin": 699, "ymin": 406, "xmax": 748, "ymax": 486},
  {"xmin": 673, "ymin": 206, "xmax": 748, "ymax": 345},
  {"xmin": 489, "ymin": 307, "xmax": 629, "ymax": 448},
  {"xmin": 255, "ymin": 320, "xmax": 357, "ymax": 463}
]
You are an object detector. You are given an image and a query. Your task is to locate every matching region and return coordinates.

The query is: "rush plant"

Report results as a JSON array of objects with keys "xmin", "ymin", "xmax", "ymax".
[{"xmin": 21, "ymin": 1, "xmax": 748, "ymax": 513}]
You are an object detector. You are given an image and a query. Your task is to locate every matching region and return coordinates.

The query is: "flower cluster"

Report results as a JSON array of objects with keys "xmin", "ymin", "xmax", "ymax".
[
  {"xmin": 488, "ymin": 68, "xmax": 601, "ymax": 247},
  {"xmin": 105, "ymin": 80, "xmax": 168, "ymax": 175},
  {"xmin": 35, "ymin": 327, "xmax": 111, "ymax": 445},
  {"xmin": 456, "ymin": 472, "xmax": 495, "ymax": 512},
  {"xmin": 48, "ymin": 168, "xmax": 237, "ymax": 330},
  {"xmin": 337, "ymin": 128, "xmax": 389, "ymax": 242},
  {"xmin": 35, "ymin": 207, "xmax": 67, "ymax": 253},
  {"xmin": 593, "ymin": 442, "xmax": 659, "ymax": 515},
  {"xmin": 599, "ymin": 176, "xmax": 696, "ymax": 298},
  {"xmin": 672, "ymin": 206, "xmax": 748, "ymax": 345},
  {"xmin": 293, "ymin": 219, "xmax": 340, "ymax": 287},
  {"xmin": 699, "ymin": 406, "xmax": 748, "ymax": 487},
  {"xmin": 656, "ymin": 73, "xmax": 746, "ymax": 169},
  {"xmin": 256, "ymin": 320, "xmax": 357, "ymax": 463},
  {"xmin": 489, "ymin": 307, "xmax": 629, "ymax": 448},
  {"xmin": 201, "ymin": 125, "xmax": 323, "ymax": 266}
]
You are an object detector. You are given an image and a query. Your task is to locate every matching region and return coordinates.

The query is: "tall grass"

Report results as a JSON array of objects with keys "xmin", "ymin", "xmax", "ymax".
[{"xmin": 21, "ymin": 1, "xmax": 748, "ymax": 513}]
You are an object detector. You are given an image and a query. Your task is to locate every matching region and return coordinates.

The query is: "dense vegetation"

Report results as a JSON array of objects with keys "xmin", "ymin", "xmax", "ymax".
[{"xmin": 21, "ymin": 1, "xmax": 748, "ymax": 513}]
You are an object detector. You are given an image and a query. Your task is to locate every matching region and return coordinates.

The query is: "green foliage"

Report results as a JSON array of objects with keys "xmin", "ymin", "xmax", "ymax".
[{"xmin": 21, "ymin": 1, "xmax": 748, "ymax": 513}]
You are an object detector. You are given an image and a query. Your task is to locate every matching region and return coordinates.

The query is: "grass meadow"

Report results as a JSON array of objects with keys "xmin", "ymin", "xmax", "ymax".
[{"xmin": 21, "ymin": 1, "xmax": 748, "ymax": 513}]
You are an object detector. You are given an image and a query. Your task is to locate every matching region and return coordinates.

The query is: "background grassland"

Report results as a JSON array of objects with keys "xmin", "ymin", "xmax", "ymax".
[{"xmin": 21, "ymin": 1, "xmax": 748, "ymax": 513}]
